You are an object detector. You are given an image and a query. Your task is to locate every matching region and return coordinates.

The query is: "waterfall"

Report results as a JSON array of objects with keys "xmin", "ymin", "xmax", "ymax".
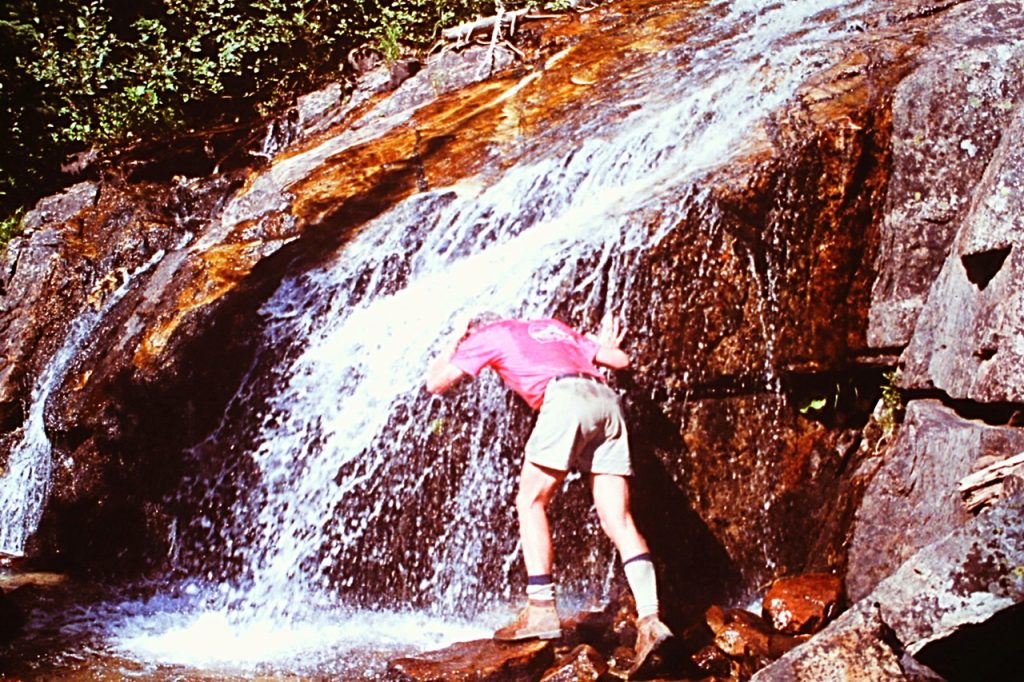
[
  {"xmin": 0, "ymin": 249, "xmax": 171, "ymax": 554},
  {"xmin": 98, "ymin": 0, "xmax": 877, "ymax": 673},
  {"xmin": 179, "ymin": 0, "xmax": 871, "ymax": 617}
]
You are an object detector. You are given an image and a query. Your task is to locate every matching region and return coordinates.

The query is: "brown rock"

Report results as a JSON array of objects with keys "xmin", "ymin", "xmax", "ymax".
[
  {"xmin": 708, "ymin": 603, "xmax": 810, "ymax": 662},
  {"xmin": 607, "ymin": 645, "xmax": 638, "ymax": 678},
  {"xmin": 692, "ymin": 644, "xmax": 735, "ymax": 677},
  {"xmin": 762, "ymin": 573, "xmax": 843, "ymax": 635},
  {"xmin": 711, "ymin": 608, "xmax": 772, "ymax": 659},
  {"xmin": 539, "ymin": 644, "xmax": 608, "ymax": 682},
  {"xmin": 387, "ymin": 638, "xmax": 554, "ymax": 681},
  {"xmin": 766, "ymin": 632, "xmax": 812, "ymax": 660},
  {"xmin": 560, "ymin": 608, "xmax": 619, "ymax": 651},
  {"xmin": 705, "ymin": 604, "xmax": 728, "ymax": 635}
]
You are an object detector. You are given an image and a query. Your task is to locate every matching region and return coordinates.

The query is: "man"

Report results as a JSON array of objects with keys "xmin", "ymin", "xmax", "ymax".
[{"xmin": 425, "ymin": 312, "xmax": 672, "ymax": 676}]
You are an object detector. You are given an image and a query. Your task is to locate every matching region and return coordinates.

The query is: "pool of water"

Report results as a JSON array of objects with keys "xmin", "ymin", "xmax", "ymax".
[{"xmin": 0, "ymin": 572, "xmax": 497, "ymax": 680}]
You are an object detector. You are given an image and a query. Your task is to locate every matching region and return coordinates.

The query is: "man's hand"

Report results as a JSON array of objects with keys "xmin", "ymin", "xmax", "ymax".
[
  {"xmin": 592, "ymin": 312, "xmax": 630, "ymax": 370},
  {"xmin": 596, "ymin": 313, "xmax": 626, "ymax": 348}
]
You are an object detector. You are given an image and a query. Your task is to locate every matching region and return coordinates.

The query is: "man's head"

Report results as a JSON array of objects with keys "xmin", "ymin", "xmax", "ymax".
[{"xmin": 463, "ymin": 311, "xmax": 503, "ymax": 339}]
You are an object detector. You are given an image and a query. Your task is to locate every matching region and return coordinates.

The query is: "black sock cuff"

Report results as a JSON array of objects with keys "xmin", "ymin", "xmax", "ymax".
[
  {"xmin": 527, "ymin": 574, "xmax": 554, "ymax": 585},
  {"xmin": 622, "ymin": 552, "xmax": 653, "ymax": 567}
]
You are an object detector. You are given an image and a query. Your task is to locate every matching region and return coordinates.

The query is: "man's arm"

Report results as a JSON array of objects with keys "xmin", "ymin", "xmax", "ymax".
[
  {"xmin": 595, "ymin": 344, "xmax": 630, "ymax": 370},
  {"xmin": 426, "ymin": 353, "xmax": 467, "ymax": 394},
  {"xmin": 425, "ymin": 322, "xmax": 470, "ymax": 394}
]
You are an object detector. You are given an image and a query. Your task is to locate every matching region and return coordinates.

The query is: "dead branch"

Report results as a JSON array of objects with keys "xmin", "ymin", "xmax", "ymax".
[
  {"xmin": 441, "ymin": 8, "xmax": 533, "ymax": 42},
  {"xmin": 476, "ymin": 3, "xmax": 506, "ymax": 78},
  {"xmin": 958, "ymin": 451, "xmax": 1024, "ymax": 511}
]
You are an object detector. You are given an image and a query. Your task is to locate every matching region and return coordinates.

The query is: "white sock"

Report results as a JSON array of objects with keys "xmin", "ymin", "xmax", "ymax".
[
  {"xmin": 623, "ymin": 553, "xmax": 659, "ymax": 619},
  {"xmin": 526, "ymin": 575, "xmax": 555, "ymax": 602}
]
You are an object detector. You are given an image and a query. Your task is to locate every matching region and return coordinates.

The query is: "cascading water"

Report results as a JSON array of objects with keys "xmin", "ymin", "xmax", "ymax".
[
  {"xmin": 5, "ymin": 0, "xmax": 880, "ymax": 677},
  {"xmin": 0, "ymin": 249, "xmax": 169, "ymax": 555}
]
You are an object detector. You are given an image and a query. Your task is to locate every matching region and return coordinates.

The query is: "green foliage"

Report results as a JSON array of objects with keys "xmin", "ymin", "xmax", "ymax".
[
  {"xmin": 368, "ymin": 0, "xmax": 506, "ymax": 58},
  {"xmin": 0, "ymin": 0, "xmax": 583, "ymax": 232},
  {"xmin": 798, "ymin": 395, "xmax": 829, "ymax": 414},
  {"xmin": 0, "ymin": 209, "xmax": 25, "ymax": 251},
  {"xmin": 1, "ymin": 0, "xmax": 537, "ymax": 220},
  {"xmin": 878, "ymin": 369, "xmax": 904, "ymax": 436},
  {"xmin": 23, "ymin": 0, "xmax": 365, "ymax": 148},
  {"xmin": 798, "ymin": 380, "xmax": 844, "ymax": 415}
]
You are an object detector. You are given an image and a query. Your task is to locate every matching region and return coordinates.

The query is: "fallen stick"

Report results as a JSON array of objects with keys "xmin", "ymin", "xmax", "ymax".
[
  {"xmin": 441, "ymin": 8, "xmax": 533, "ymax": 41},
  {"xmin": 476, "ymin": 4, "xmax": 506, "ymax": 78},
  {"xmin": 958, "ymin": 451, "xmax": 1024, "ymax": 511}
]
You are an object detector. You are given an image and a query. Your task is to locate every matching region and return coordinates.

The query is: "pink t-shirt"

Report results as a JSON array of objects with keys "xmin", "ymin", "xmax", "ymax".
[{"xmin": 451, "ymin": 318, "xmax": 602, "ymax": 409}]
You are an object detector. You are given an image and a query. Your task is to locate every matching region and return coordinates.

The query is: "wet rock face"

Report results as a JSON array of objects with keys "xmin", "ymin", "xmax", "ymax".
[
  {"xmin": 0, "ymin": 0, "xmax": 893, "ymax": 587},
  {"xmin": 0, "ymin": 2, "xmax": 1022, "ymax": 680},
  {"xmin": 632, "ymin": 392, "xmax": 859, "ymax": 607},
  {"xmin": 0, "ymin": 182, "xmax": 98, "ymax": 411}
]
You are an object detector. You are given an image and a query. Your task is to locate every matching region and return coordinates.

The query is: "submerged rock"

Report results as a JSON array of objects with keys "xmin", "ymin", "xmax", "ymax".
[{"xmin": 386, "ymin": 638, "xmax": 554, "ymax": 681}]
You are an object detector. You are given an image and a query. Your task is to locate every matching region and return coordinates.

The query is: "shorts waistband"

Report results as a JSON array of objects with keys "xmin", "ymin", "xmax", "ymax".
[{"xmin": 551, "ymin": 372, "xmax": 605, "ymax": 385}]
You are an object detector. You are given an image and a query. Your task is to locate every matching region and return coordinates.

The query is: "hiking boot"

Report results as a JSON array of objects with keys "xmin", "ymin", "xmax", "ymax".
[
  {"xmin": 493, "ymin": 598, "xmax": 562, "ymax": 641},
  {"xmin": 627, "ymin": 614, "xmax": 673, "ymax": 677}
]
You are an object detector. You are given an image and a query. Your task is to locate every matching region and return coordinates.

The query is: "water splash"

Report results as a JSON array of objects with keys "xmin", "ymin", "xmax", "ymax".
[{"xmin": 108, "ymin": 591, "xmax": 489, "ymax": 677}]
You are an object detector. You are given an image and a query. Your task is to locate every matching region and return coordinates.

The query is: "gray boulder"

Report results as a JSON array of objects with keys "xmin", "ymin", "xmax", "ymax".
[
  {"xmin": 900, "ymin": 102, "xmax": 1024, "ymax": 402},
  {"xmin": 867, "ymin": 1, "xmax": 1024, "ymax": 350},
  {"xmin": 847, "ymin": 399, "xmax": 1024, "ymax": 602}
]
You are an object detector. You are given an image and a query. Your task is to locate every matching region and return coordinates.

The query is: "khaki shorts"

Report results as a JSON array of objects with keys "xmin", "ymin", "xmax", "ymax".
[{"xmin": 524, "ymin": 377, "xmax": 633, "ymax": 476}]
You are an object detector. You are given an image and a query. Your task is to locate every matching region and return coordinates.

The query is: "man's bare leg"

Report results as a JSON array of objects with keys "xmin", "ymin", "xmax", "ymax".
[
  {"xmin": 493, "ymin": 460, "xmax": 566, "ymax": 642},
  {"xmin": 516, "ymin": 460, "xmax": 567, "ymax": 575},
  {"xmin": 592, "ymin": 472, "xmax": 672, "ymax": 674},
  {"xmin": 590, "ymin": 473, "xmax": 649, "ymax": 559}
]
